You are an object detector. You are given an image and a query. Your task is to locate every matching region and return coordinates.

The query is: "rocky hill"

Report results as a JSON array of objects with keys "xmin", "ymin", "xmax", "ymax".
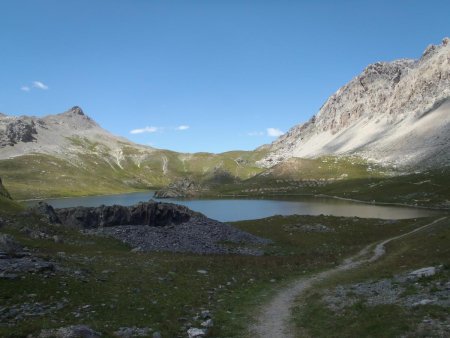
[
  {"xmin": 0, "ymin": 106, "xmax": 154, "ymax": 161},
  {"xmin": 259, "ymin": 38, "xmax": 450, "ymax": 169}
]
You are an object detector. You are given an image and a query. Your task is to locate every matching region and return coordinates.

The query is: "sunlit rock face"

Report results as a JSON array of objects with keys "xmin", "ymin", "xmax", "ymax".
[{"xmin": 259, "ymin": 38, "xmax": 450, "ymax": 169}]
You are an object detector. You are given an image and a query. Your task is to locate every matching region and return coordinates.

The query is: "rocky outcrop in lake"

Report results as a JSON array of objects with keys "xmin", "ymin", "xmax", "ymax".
[
  {"xmin": 54, "ymin": 200, "xmax": 198, "ymax": 229},
  {"xmin": 154, "ymin": 178, "xmax": 203, "ymax": 198}
]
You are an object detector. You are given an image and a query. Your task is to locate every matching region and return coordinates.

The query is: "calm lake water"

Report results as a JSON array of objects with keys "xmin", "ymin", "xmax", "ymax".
[{"xmin": 24, "ymin": 191, "xmax": 442, "ymax": 222}]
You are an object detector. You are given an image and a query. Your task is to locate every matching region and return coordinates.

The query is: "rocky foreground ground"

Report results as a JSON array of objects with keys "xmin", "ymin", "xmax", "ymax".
[
  {"xmin": 0, "ymin": 200, "xmax": 271, "ymax": 337},
  {"xmin": 84, "ymin": 217, "xmax": 269, "ymax": 255},
  {"xmin": 33, "ymin": 200, "xmax": 271, "ymax": 255}
]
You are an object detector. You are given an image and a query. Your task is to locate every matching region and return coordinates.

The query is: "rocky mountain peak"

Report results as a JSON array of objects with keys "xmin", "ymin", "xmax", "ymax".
[
  {"xmin": 60, "ymin": 106, "xmax": 89, "ymax": 119},
  {"xmin": 0, "ymin": 105, "xmax": 145, "ymax": 161},
  {"xmin": 422, "ymin": 37, "xmax": 449, "ymax": 59},
  {"xmin": 53, "ymin": 106, "xmax": 98, "ymax": 129},
  {"xmin": 67, "ymin": 106, "xmax": 85, "ymax": 116},
  {"xmin": 259, "ymin": 38, "xmax": 450, "ymax": 169},
  {"xmin": 361, "ymin": 59, "xmax": 414, "ymax": 78}
]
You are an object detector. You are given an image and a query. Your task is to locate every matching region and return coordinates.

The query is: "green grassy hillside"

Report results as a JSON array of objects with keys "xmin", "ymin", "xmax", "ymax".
[
  {"xmin": 1, "ymin": 136, "xmax": 449, "ymax": 209},
  {"xmin": 0, "ymin": 136, "xmax": 267, "ymax": 199},
  {"xmin": 212, "ymin": 157, "xmax": 450, "ymax": 209},
  {"xmin": 0, "ymin": 195, "xmax": 23, "ymax": 214},
  {"xmin": 0, "ymin": 179, "xmax": 11, "ymax": 199}
]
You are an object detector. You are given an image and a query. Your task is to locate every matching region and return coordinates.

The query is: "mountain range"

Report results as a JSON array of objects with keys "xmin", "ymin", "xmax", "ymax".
[{"xmin": 0, "ymin": 38, "xmax": 449, "ymax": 200}]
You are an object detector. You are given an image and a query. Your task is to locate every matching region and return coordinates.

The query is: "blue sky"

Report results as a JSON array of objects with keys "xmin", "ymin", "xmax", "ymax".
[{"xmin": 1, "ymin": 0, "xmax": 449, "ymax": 153}]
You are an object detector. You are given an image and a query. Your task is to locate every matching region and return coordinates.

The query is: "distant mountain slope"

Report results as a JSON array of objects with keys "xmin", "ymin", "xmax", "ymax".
[
  {"xmin": 0, "ymin": 107, "xmax": 266, "ymax": 199},
  {"xmin": 259, "ymin": 38, "xmax": 450, "ymax": 169},
  {"xmin": 0, "ymin": 106, "xmax": 154, "ymax": 161}
]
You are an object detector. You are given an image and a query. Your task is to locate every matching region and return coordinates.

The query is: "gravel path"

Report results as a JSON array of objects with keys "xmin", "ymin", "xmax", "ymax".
[{"xmin": 251, "ymin": 217, "xmax": 447, "ymax": 338}]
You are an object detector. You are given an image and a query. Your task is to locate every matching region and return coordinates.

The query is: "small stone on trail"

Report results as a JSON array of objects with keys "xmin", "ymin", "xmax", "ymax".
[
  {"xmin": 200, "ymin": 310, "xmax": 210, "ymax": 319},
  {"xmin": 53, "ymin": 235, "xmax": 64, "ymax": 243},
  {"xmin": 114, "ymin": 326, "xmax": 152, "ymax": 337},
  {"xmin": 201, "ymin": 319, "xmax": 213, "ymax": 328},
  {"xmin": 409, "ymin": 267, "xmax": 436, "ymax": 278},
  {"xmin": 187, "ymin": 328, "xmax": 207, "ymax": 338},
  {"xmin": 413, "ymin": 299, "xmax": 434, "ymax": 306},
  {"xmin": 38, "ymin": 325, "xmax": 101, "ymax": 337}
]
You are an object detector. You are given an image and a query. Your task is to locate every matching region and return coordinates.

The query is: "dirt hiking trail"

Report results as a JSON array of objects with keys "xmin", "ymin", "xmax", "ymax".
[{"xmin": 251, "ymin": 217, "xmax": 447, "ymax": 338}]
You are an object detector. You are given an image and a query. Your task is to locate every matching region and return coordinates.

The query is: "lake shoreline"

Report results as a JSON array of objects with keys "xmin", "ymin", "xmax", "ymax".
[
  {"xmin": 20, "ymin": 191, "xmax": 444, "ymax": 222},
  {"xmin": 19, "ymin": 190, "xmax": 450, "ymax": 212},
  {"xmin": 202, "ymin": 192, "xmax": 450, "ymax": 212}
]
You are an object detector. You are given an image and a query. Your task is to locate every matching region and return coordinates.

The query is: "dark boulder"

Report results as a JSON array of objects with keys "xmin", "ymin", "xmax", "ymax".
[
  {"xmin": 0, "ymin": 234, "xmax": 23, "ymax": 257},
  {"xmin": 30, "ymin": 202, "xmax": 61, "ymax": 224}
]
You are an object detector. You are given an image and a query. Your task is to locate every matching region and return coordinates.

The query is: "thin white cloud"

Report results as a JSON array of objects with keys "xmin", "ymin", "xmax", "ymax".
[
  {"xmin": 267, "ymin": 128, "xmax": 284, "ymax": 137},
  {"xmin": 176, "ymin": 125, "xmax": 190, "ymax": 131},
  {"xmin": 130, "ymin": 126, "xmax": 160, "ymax": 134},
  {"xmin": 20, "ymin": 86, "xmax": 30, "ymax": 92},
  {"xmin": 32, "ymin": 81, "xmax": 49, "ymax": 90},
  {"xmin": 247, "ymin": 131, "xmax": 264, "ymax": 136}
]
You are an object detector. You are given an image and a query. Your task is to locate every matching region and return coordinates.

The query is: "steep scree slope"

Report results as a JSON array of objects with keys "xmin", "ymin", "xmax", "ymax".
[{"xmin": 259, "ymin": 38, "xmax": 450, "ymax": 169}]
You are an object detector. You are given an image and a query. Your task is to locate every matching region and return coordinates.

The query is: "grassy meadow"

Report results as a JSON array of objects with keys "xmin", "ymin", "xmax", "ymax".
[{"xmin": 0, "ymin": 207, "xmax": 441, "ymax": 337}]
